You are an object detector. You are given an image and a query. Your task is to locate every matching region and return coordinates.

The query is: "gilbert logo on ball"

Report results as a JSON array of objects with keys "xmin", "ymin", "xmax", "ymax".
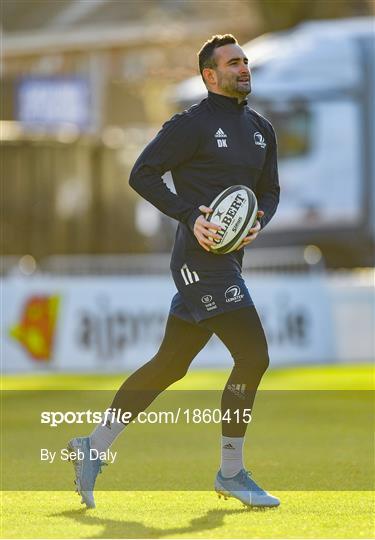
[{"xmin": 206, "ymin": 185, "xmax": 258, "ymax": 254}]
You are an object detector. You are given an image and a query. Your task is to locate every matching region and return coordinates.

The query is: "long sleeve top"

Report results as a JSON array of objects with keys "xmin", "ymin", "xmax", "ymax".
[{"xmin": 129, "ymin": 91, "xmax": 280, "ymax": 272}]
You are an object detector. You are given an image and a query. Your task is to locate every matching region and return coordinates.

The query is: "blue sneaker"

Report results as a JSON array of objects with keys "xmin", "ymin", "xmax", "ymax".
[
  {"xmin": 67, "ymin": 437, "xmax": 106, "ymax": 509},
  {"xmin": 215, "ymin": 469, "xmax": 280, "ymax": 508}
]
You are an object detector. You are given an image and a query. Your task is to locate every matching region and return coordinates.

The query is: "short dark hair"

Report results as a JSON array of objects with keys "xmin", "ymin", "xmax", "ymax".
[{"xmin": 198, "ymin": 34, "xmax": 238, "ymax": 81}]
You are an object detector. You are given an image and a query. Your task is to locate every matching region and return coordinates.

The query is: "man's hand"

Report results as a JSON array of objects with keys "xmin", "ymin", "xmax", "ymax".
[
  {"xmin": 193, "ymin": 205, "xmax": 222, "ymax": 252},
  {"xmin": 236, "ymin": 210, "xmax": 264, "ymax": 250}
]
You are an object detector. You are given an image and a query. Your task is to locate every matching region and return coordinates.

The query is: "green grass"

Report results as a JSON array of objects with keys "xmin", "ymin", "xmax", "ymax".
[
  {"xmin": 2, "ymin": 363, "xmax": 374, "ymax": 391},
  {"xmin": 3, "ymin": 490, "xmax": 374, "ymax": 539},
  {"xmin": 1, "ymin": 364, "xmax": 374, "ymax": 539}
]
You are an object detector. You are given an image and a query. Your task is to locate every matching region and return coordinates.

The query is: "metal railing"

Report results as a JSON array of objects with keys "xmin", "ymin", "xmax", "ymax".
[{"xmin": 1, "ymin": 246, "xmax": 326, "ymax": 276}]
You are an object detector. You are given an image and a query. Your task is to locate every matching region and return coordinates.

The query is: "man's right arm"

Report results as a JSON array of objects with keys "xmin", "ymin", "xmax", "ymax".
[{"xmin": 129, "ymin": 113, "xmax": 202, "ymax": 231}]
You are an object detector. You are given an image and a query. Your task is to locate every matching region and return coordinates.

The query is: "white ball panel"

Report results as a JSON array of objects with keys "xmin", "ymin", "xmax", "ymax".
[{"xmin": 206, "ymin": 186, "xmax": 258, "ymax": 254}]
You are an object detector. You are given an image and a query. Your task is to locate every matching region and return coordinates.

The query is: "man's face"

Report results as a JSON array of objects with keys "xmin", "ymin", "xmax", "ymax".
[{"xmin": 209, "ymin": 43, "xmax": 251, "ymax": 99}]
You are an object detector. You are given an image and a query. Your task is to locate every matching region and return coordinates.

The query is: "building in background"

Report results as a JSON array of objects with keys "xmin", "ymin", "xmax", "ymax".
[
  {"xmin": 1, "ymin": 1, "xmax": 374, "ymax": 264},
  {"xmin": 1, "ymin": 1, "xmax": 257, "ymax": 259},
  {"xmin": 173, "ymin": 17, "xmax": 375, "ymax": 267},
  {"xmin": 1, "ymin": 2, "xmax": 374, "ymax": 373}
]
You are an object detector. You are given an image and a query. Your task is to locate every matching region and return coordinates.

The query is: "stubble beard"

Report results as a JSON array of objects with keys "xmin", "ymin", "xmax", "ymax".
[{"xmin": 217, "ymin": 71, "xmax": 251, "ymax": 100}]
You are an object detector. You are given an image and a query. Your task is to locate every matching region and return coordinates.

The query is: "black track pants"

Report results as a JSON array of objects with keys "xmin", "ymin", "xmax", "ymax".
[{"xmin": 111, "ymin": 306, "xmax": 269, "ymax": 437}]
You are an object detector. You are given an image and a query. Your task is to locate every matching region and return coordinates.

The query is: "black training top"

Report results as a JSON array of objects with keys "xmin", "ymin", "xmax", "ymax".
[{"xmin": 129, "ymin": 91, "xmax": 280, "ymax": 273}]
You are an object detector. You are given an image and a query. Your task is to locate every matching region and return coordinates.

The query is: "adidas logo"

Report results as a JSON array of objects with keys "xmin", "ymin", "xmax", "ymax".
[
  {"xmin": 215, "ymin": 128, "xmax": 227, "ymax": 138},
  {"xmin": 180, "ymin": 263, "xmax": 199, "ymax": 286},
  {"xmin": 227, "ymin": 383, "xmax": 247, "ymax": 399},
  {"xmin": 223, "ymin": 443, "xmax": 235, "ymax": 450}
]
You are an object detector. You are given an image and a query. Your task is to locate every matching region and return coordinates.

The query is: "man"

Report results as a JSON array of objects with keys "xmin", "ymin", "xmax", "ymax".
[{"xmin": 68, "ymin": 34, "xmax": 280, "ymax": 509}]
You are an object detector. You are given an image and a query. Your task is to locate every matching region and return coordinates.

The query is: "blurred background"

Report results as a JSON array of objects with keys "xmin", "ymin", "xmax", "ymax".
[{"xmin": 1, "ymin": 0, "xmax": 374, "ymax": 373}]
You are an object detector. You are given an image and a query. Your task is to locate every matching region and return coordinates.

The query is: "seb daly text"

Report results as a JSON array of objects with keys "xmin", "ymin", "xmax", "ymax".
[{"xmin": 40, "ymin": 448, "xmax": 117, "ymax": 463}]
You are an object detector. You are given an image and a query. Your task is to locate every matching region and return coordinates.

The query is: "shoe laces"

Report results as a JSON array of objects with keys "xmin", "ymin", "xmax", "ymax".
[{"xmin": 238, "ymin": 470, "xmax": 262, "ymax": 491}]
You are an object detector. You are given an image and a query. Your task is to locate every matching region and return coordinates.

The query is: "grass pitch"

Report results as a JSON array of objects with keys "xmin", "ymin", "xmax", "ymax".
[{"xmin": 1, "ymin": 364, "xmax": 374, "ymax": 539}]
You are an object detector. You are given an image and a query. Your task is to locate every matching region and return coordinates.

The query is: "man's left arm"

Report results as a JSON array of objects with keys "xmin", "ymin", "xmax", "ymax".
[{"xmin": 237, "ymin": 125, "xmax": 280, "ymax": 249}]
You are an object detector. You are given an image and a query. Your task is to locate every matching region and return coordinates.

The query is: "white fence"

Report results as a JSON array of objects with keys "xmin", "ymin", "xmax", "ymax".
[{"xmin": 2, "ymin": 272, "xmax": 374, "ymax": 373}]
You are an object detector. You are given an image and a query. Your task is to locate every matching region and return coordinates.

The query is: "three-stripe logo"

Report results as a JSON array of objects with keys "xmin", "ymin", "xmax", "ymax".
[
  {"xmin": 180, "ymin": 264, "xmax": 199, "ymax": 286},
  {"xmin": 215, "ymin": 128, "xmax": 228, "ymax": 148},
  {"xmin": 215, "ymin": 128, "xmax": 227, "ymax": 138},
  {"xmin": 227, "ymin": 383, "xmax": 247, "ymax": 400}
]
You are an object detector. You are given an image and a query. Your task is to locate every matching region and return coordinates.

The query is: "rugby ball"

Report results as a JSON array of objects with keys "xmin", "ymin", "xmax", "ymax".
[{"xmin": 206, "ymin": 185, "xmax": 258, "ymax": 254}]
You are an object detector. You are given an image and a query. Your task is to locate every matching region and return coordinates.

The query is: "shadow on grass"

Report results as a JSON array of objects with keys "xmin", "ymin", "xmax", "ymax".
[{"xmin": 51, "ymin": 505, "xmax": 271, "ymax": 539}]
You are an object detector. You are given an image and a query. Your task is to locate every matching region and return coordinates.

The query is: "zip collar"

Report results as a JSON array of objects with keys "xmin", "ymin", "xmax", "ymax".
[{"xmin": 207, "ymin": 91, "xmax": 248, "ymax": 113}]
